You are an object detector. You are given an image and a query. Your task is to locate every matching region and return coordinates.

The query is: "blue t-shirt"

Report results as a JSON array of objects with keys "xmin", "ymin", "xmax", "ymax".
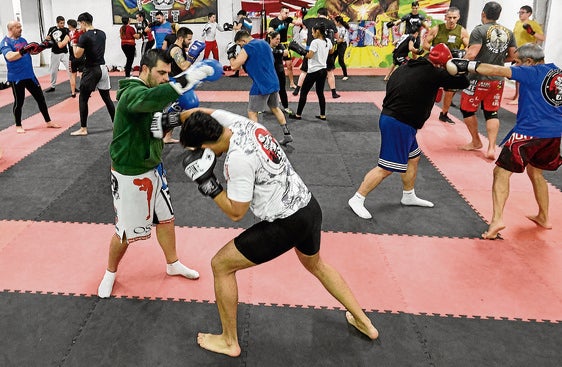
[
  {"xmin": 510, "ymin": 63, "xmax": 562, "ymax": 138},
  {"xmin": 153, "ymin": 22, "xmax": 173, "ymax": 49},
  {"xmin": 243, "ymin": 39, "xmax": 279, "ymax": 96},
  {"xmin": 0, "ymin": 36, "xmax": 36, "ymax": 83}
]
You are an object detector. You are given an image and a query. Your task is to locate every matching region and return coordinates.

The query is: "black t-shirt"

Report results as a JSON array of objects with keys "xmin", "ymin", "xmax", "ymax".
[
  {"xmin": 401, "ymin": 13, "xmax": 425, "ymax": 34},
  {"xmin": 76, "ymin": 29, "xmax": 106, "ymax": 67},
  {"xmin": 271, "ymin": 44, "xmax": 285, "ymax": 72},
  {"xmin": 303, "ymin": 17, "xmax": 337, "ymax": 46},
  {"xmin": 166, "ymin": 44, "xmax": 186, "ymax": 77},
  {"xmin": 382, "ymin": 58, "xmax": 469, "ymax": 129},
  {"xmin": 269, "ymin": 17, "xmax": 292, "ymax": 42},
  {"xmin": 47, "ymin": 26, "xmax": 70, "ymax": 54}
]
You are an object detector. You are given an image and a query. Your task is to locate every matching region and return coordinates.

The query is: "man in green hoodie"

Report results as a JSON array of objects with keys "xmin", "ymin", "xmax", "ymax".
[{"xmin": 97, "ymin": 49, "xmax": 219, "ymax": 298}]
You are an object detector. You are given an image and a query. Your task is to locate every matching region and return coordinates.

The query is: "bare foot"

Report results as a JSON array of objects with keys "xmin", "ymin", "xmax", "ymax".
[
  {"xmin": 16, "ymin": 127, "xmax": 26, "ymax": 134},
  {"xmin": 484, "ymin": 148, "xmax": 496, "ymax": 160},
  {"xmin": 458, "ymin": 142, "xmax": 483, "ymax": 151},
  {"xmin": 197, "ymin": 333, "xmax": 241, "ymax": 357},
  {"xmin": 482, "ymin": 222, "xmax": 506, "ymax": 240},
  {"xmin": 526, "ymin": 215, "xmax": 552, "ymax": 229},
  {"xmin": 46, "ymin": 122, "xmax": 61, "ymax": 129},
  {"xmin": 345, "ymin": 311, "xmax": 379, "ymax": 340},
  {"xmin": 70, "ymin": 128, "xmax": 88, "ymax": 136},
  {"xmin": 507, "ymin": 100, "xmax": 518, "ymax": 105}
]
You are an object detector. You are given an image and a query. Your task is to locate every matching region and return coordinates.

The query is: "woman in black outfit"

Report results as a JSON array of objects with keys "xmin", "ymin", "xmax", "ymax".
[{"xmin": 267, "ymin": 31, "xmax": 292, "ymax": 114}]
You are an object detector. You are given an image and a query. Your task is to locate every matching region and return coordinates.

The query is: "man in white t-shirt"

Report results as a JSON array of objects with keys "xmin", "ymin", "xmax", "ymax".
[{"xmin": 178, "ymin": 107, "xmax": 379, "ymax": 357}]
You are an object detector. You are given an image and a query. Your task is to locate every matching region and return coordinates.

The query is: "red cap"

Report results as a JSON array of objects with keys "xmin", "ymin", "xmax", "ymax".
[{"xmin": 429, "ymin": 43, "xmax": 452, "ymax": 66}]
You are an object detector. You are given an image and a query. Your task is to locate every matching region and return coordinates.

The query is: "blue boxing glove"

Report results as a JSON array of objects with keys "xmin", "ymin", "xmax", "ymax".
[
  {"xmin": 186, "ymin": 40, "xmax": 205, "ymax": 64},
  {"xmin": 169, "ymin": 59, "xmax": 223, "ymax": 93},
  {"xmin": 182, "ymin": 148, "xmax": 223, "ymax": 198},
  {"xmin": 178, "ymin": 89, "xmax": 200, "ymax": 110}
]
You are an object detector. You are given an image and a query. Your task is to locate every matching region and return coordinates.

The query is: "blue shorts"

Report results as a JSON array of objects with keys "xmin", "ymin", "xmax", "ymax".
[{"xmin": 378, "ymin": 114, "xmax": 421, "ymax": 173}]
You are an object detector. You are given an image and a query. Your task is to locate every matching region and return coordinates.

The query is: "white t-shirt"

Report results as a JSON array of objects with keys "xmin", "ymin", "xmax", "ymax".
[
  {"xmin": 211, "ymin": 110, "xmax": 311, "ymax": 222},
  {"xmin": 308, "ymin": 38, "xmax": 332, "ymax": 73}
]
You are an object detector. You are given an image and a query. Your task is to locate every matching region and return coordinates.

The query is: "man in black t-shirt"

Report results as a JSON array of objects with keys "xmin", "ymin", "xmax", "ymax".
[
  {"xmin": 70, "ymin": 12, "xmax": 115, "ymax": 136},
  {"xmin": 45, "ymin": 16, "xmax": 71, "ymax": 93},
  {"xmin": 268, "ymin": 6, "xmax": 296, "ymax": 88},
  {"xmin": 293, "ymin": 8, "xmax": 340, "ymax": 98}
]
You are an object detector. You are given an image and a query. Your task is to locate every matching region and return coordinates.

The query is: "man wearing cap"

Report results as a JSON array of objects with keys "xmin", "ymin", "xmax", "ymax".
[{"xmin": 348, "ymin": 44, "xmax": 469, "ymax": 220}]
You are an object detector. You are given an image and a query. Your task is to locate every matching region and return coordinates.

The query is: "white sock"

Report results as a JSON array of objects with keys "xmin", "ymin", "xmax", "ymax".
[
  {"xmin": 166, "ymin": 260, "xmax": 200, "ymax": 279},
  {"xmin": 401, "ymin": 189, "xmax": 434, "ymax": 207},
  {"xmin": 348, "ymin": 193, "xmax": 372, "ymax": 219},
  {"xmin": 98, "ymin": 270, "xmax": 116, "ymax": 299}
]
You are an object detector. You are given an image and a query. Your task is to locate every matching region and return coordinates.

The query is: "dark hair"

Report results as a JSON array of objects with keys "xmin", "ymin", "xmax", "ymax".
[
  {"xmin": 317, "ymin": 8, "xmax": 328, "ymax": 17},
  {"xmin": 234, "ymin": 29, "xmax": 250, "ymax": 42},
  {"xmin": 208, "ymin": 12, "xmax": 216, "ymax": 18},
  {"xmin": 56, "ymin": 16, "xmax": 65, "ymax": 23},
  {"xmin": 77, "ymin": 12, "xmax": 93, "ymax": 24},
  {"xmin": 412, "ymin": 1, "xmax": 419, "ymax": 7},
  {"xmin": 237, "ymin": 10, "xmax": 247, "ymax": 16},
  {"xmin": 334, "ymin": 15, "xmax": 349, "ymax": 29},
  {"xmin": 155, "ymin": 11, "xmax": 164, "ymax": 17},
  {"xmin": 267, "ymin": 30, "xmax": 279, "ymax": 43},
  {"xmin": 482, "ymin": 1, "xmax": 502, "ymax": 21},
  {"xmin": 520, "ymin": 5, "xmax": 533, "ymax": 14},
  {"xmin": 67, "ymin": 19, "xmax": 77, "ymax": 28},
  {"xmin": 121, "ymin": 16, "xmax": 129, "ymax": 25},
  {"xmin": 136, "ymin": 11, "xmax": 146, "ymax": 19},
  {"xmin": 180, "ymin": 111, "xmax": 224, "ymax": 148},
  {"xmin": 177, "ymin": 27, "xmax": 192, "ymax": 38},
  {"xmin": 313, "ymin": 22, "xmax": 327, "ymax": 39},
  {"xmin": 140, "ymin": 49, "xmax": 169, "ymax": 69}
]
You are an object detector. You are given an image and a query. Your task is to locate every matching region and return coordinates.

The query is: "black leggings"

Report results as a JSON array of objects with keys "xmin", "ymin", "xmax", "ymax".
[
  {"xmin": 11, "ymin": 78, "xmax": 51, "ymax": 127},
  {"xmin": 296, "ymin": 68, "xmax": 327, "ymax": 116},
  {"xmin": 276, "ymin": 69, "xmax": 288, "ymax": 109},
  {"xmin": 121, "ymin": 44, "xmax": 136, "ymax": 77},
  {"xmin": 79, "ymin": 66, "xmax": 115, "ymax": 128},
  {"xmin": 336, "ymin": 43, "xmax": 348, "ymax": 77}
]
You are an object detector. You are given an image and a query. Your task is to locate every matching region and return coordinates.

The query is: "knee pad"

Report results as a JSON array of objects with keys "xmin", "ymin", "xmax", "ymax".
[
  {"xmin": 483, "ymin": 109, "xmax": 498, "ymax": 120},
  {"xmin": 460, "ymin": 109, "xmax": 475, "ymax": 119}
]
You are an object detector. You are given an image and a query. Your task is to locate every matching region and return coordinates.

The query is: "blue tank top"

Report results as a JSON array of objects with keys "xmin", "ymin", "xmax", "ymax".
[{"xmin": 243, "ymin": 39, "xmax": 279, "ymax": 95}]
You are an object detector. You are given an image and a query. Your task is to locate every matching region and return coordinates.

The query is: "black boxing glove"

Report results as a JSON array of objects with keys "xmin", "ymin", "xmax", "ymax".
[
  {"xmin": 445, "ymin": 58, "xmax": 481, "ymax": 75},
  {"xmin": 182, "ymin": 148, "xmax": 223, "ymax": 199}
]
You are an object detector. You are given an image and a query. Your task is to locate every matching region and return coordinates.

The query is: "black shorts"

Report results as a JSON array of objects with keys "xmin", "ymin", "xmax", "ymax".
[
  {"xmin": 234, "ymin": 195, "xmax": 322, "ymax": 264},
  {"xmin": 496, "ymin": 135, "xmax": 562, "ymax": 173},
  {"xmin": 70, "ymin": 56, "xmax": 85, "ymax": 73}
]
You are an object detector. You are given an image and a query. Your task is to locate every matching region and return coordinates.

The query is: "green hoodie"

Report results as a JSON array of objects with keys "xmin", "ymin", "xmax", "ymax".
[{"xmin": 110, "ymin": 78, "xmax": 180, "ymax": 175}]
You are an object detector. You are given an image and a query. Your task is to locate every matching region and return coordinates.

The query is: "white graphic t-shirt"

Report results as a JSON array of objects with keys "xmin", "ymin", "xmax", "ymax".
[{"xmin": 211, "ymin": 110, "xmax": 311, "ymax": 222}]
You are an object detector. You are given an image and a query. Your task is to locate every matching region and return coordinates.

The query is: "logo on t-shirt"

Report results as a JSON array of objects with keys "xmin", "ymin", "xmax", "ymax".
[
  {"xmin": 486, "ymin": 25, "xmax": 510, "ymax": 54},
  {"xmin": 542, "ymin": 69, "xmax": 562, "ymax": 107}
]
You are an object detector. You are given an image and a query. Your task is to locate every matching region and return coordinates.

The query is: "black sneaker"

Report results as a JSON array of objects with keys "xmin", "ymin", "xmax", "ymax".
[
  {"xmin": 292, "ymin": 87, "xmax": 300, "ymax": 96},
  {"xmin": 279, "ymin": 134, "xmax": 293, "ymax": 146},
  {"xmin": 46, "ymin": 87, "xmax": 55, "ymax": 93},
  {"xmin": 439, "ymin": 112, "xmax": 455, "ymax": 125},
  {"xmin": 332, "ymin": 93, "xmax": 341, "ymax": 99}
]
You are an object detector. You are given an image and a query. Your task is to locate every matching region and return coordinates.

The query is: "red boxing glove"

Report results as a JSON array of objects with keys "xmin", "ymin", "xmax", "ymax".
[
  {"xmin": 19, "ymin": 42, "xmax": 43, "ymax": 55},
  {"xmin": 71, "ymin": 30, "xmax": 84, "ymax": 45},
  {"xmin": 522, "ymin": 23, "xmax": 535, "ymax": 35}
]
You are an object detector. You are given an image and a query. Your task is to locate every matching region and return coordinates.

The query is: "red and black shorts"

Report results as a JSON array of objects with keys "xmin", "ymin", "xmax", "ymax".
[{"xmin": 496, "ymin": 134, "xmax": 562, "ymax": 173}]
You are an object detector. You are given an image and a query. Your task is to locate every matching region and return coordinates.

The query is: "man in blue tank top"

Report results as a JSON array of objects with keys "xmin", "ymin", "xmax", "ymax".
[{"xmin": 228, "ymin": 30, "xmax": 293, "ymax": 146}]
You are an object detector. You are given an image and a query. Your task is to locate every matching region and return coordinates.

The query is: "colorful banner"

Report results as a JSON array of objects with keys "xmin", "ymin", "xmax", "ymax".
[{"xmin": 111, "ymin": 0, "xmax": 218, "ymax": 24}]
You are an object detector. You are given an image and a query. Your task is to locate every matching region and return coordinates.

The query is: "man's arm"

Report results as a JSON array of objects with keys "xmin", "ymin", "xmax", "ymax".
[
  {"xmin": 212, "ymin": 193, "xmax": 251, "ymax": 222},
  {"xmin": 171, "ymin": 46, "xmax": 191, "ymax": 71},
  {"xmin": 423, "ymin": 25, "xmax": 438, "ymax": 50},
  {"xmin": 73, "ymin": 45, "xmax": 84, "ymax": 59},
  {"xmin": 229, "ymin": 48, "xmax": 247, "ymax": 70},
  {"xmin": 464, "ymin": 43, "xmax": 481, "ymax": 60},
  {"xmin": 460, "ymin": 27, "xmax": 470, "ymax": 48},
  {"xmin": 474, "ymin": 63, "xmax": 512, "ymax": 78}
]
